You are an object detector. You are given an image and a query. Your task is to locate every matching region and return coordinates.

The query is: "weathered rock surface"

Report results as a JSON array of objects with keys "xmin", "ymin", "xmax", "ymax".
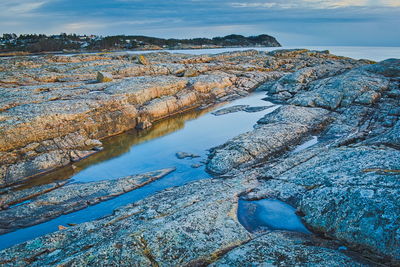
[
  {"xmin": 175, "ymin": 151, "xmax": 200, "ymax": 159},
  {"xmin": 211, "ymin": 231, "xmax": 367, "ymax": 267},
  {"xmin": 96, "ymin": 71, "xmax": 113, "ymax": 83},
  {"xmin": 212, "ymin": 104, "xmax": 273, "ymax": 116},
  {"xmin": 0, "ymin": 168, "xmax": 175, "ymax": 234},
  {"xmin": 207, "ymin": 105, "xmax": 331, "ymax": 175},
  {"xmin": 206, "ymin": 58, "xmax": 400, "ymax": 265},
  {"xmin": 0, "ymin": 49, "xmax": 365, "ymax": 186},
  {"xmin": 1, "ymin": 50, "xmax": 398, "ymax": 266},
  {"xmin": 0, "ymin": 176, "xmax": 370, "ymax": 266}
]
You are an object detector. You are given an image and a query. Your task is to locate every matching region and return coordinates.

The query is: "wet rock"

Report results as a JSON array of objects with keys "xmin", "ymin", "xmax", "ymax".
[
  {"xmin": 191, "ymin": 163, "xmax": 203, "ymax": 168},
  {"xmin": 96, "ymin": 71, "xmax": 113, "ymax": 83},
  {"xmin": 4, "ymin": 150, "xmax": 71, "ymax": 185},
  {"xmin": 70, "ymin": 150, "xmax": 97, "ymax": 162},
  {"xmin": 0, "ymin": 168, "xmax": 175, "ymax": 234},
  {"xmin": 244, "ymin": 106, "xmax": 271, "ymax": 113},
  {"xmin": 135, "ymin": 119, "xmax": 152, "ymax": 130},
  {"xmin": 0, "ymin": 180, "xmax": 68, "ymax": 210},
  {"xmin": 176, "ymin": 152, "xmax": 200, "ymax": 159},
  {"xmin": 212, "ymin": 105, "xmax": 274, "ymax": 116},
  {"xmin": 212, "ymin": 105, "xmax": 249, "ymax": 116}
]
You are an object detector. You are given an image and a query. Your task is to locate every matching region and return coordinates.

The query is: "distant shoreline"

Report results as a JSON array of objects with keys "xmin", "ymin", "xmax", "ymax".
[
  {"xmin": 0, "ymin": 33, "xmax": 281, "ymax": 57},
  {"xmin": 0, "ymin": 45, "xmax": 281, "ymax": 57}
]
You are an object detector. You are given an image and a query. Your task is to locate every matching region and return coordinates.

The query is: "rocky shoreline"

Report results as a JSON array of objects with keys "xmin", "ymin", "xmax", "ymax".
[{"xmin": 0, "ymin": 49, "xmax": 399, "ymax": 266}]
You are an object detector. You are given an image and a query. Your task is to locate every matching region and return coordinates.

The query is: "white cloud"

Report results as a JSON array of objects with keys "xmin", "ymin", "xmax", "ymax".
[
  {"xmin": 231, "ymin": 0, "xmax": 400, "ymax": 9},
  {"xmin": 0, "ymin": 0, "xmax": 50, "ymax": 16}
]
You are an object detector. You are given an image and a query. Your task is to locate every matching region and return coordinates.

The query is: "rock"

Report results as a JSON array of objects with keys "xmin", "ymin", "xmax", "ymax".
[
  {"xmin": 207, "ymin": 105, "xmax": 332, "ymax": 175},
  {"xmin": 3, "ymin": 49, "xmax": 395, "ymax": 266},
  {"xmin": 70, "ymin": 150, "xmax": 97, "ymax": 162},
  {"xmin": 176, "ymin": 152, "xmax": 200, "ymax": 159},
  {"xmin": 3, "ymin": 150, "xmax": 71, "ymax": 185},
  {"xmin": 138, "ymin": 54, "xmax": 150, "ymax": 65},
  {"xmin": 135, "ymin": 119, "xmax": 152, "ymax": 130},
  {"xmin": 274, "ymin": 147, "xmax": 400, "ymax": 261},
  {"xmin": 0, "ymin": 180, "xmax": 68, "ymax": 210},
  {"xmin": 211, "ymin": 232, "xmax": 367, "ymax": 267},
  {"xmin": 0, "ymin": 178, "xmax": 255, "ymax": 266},
  {"xmin": 243, "ymin": 106, "xmax": 271, "ymax": 113},
  {"xmin": 257, "ymin": 105, "xmax": 331, "ymax": 129},
  {"xmin": 96, "ymin": 71, "xmax": 113, "ymax": 83},
  {"xmin": 212, "ymin": 105, "xmax": 274, "ymax": 116},
  {"xmin": 362, "ymin": 58, "xmax": 400, "ymax": 77},
  {"xmin": 289, "ymin": 69, "xmax": 389, "ymax": 110},
  {"xmin": 183, "ymin": 68, "xmax": 199, "ymax": 77},
  {"xmin": 212, "ymin": 105, "xmax": 249, "ymax": 116},
  {"xmin": 0, "ymin": 168, "xmax": 175, "ymax": 234},
  {"xmin": 0, "ymin": 49, "xmax": 366, "ymax": 185},
  {"xmin": 191, "ymin": 163, "xmax": 203, "ymax": 168}
]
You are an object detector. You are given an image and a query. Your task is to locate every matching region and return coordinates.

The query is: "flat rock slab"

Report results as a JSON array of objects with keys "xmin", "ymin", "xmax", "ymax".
[
  {"xmin": 175, "ymin": 151, "xmax": 200, "ymax": 159},
  {"xmin": 0, "ymin": 168, "xmax": 175, "ymax": 234},
  {"xmin": 211, "ymin": 105, "xmax": 273, "ymax": 116}
]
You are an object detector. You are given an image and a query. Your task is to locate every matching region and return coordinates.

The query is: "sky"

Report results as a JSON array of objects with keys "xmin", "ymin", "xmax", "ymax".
[{"xmin": 0, "ymin": 0, "xmax": 399, "ymax": 46}]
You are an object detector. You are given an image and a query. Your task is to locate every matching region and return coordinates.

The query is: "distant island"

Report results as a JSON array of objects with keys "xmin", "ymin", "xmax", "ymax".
[{"xmin": 0, "ymin": 33, "xmax": 281, "ymax": 55}]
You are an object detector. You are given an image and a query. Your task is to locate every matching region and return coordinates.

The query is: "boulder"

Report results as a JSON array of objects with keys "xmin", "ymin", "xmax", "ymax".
[{"xmin": 96, "ymin": 71, "xmax": 113, "ymax": 83}]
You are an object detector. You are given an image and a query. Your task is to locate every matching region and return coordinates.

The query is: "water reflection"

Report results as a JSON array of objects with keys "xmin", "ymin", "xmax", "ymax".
[
  {"xmin": 1, "ymin": 92, "xmax": 278, "ymax": 249},
  {"xmin": 17, "ymin": 106, "xmax": 213, "ymax": 189},
  {"xmin": 238, "ymin": 199, "xmax": 310, "ymax": 234}
]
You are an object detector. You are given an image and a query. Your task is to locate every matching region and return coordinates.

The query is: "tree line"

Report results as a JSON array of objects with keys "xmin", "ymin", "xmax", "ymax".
[{"xmin": 0, "ymin": 33, "xmax": 280, "ymax": 53}]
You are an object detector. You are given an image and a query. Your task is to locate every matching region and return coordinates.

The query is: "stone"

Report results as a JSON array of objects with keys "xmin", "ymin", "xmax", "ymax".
[
  {"xmin": 212, "ymin": 105, "xmax": 249, "ymax": 116},
  {"xmin": 207, "ymin": 105, "xmax": 332, "ymax": 175},
  {"xmin": 191, "ymin": 163, "xmax": 203, "ymax": 168},
  {"xmin": 138, "ymin": 54, "xmax": 150, "ymax": 65},
  {"xmin": 96, "ymin": 71, "xmax": 113, "ymax": 83},
  {"xmin": 211, "ymin": 232, "xmax": 367, "ymax": 267},
  {"xmin": 176, "ymin": 152, "xmax": 200, "ymax": 159}
]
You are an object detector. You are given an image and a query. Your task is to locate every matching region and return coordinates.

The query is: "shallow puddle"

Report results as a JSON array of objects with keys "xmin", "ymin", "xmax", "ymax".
[
  {"xmin": 237, "ymin": 199, "xmax": 310, "ymax": 234},
  {"xmin": 292, "ymin": 136, "xmax": 318, "ymax": 153}
]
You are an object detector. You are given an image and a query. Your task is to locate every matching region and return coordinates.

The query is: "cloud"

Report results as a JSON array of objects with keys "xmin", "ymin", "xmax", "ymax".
[
  {"xmin": 0, "ymin": 0, "xmax": 398, "ymax": 46},
  {"xmin": 0, "ymin": 0, "xmax": 49, "ymax": 15},
  {"xmin": 231, "ymin": 0, "xmax": 400, "ymax": 9}
]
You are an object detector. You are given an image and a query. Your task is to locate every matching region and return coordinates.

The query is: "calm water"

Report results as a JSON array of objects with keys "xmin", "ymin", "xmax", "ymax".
[
  {"xmin": 238, "ymin": 199, "xmax": 310, "ymax": 234},
  {"xmin": 124, "ymin": 46, "xmax": 400, "ymax": 62},
  {"xmin": 0, "ymin": 92, "xmax": 279, "ymax": 249}
]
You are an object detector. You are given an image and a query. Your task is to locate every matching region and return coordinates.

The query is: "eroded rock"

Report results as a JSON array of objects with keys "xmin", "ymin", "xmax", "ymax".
[{"xmin": 0, "ymin": 168, "xmax": 175, "ymax": 234}]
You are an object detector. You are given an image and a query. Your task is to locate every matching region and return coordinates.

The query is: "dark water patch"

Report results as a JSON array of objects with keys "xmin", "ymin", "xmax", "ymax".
[{"xmin": 237, "ymin": 199, "xmax": 310, "ymax": 234}]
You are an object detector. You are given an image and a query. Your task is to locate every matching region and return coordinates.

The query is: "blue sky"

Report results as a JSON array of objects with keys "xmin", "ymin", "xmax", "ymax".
[{"xmin": 1, "ymin": 0, "xmax": 399, "ymax": 46}]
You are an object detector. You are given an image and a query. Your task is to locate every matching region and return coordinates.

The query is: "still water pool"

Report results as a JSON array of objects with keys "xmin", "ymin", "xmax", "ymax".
[{"xmin": 0, "ymin": 91, "xmax": 280, "ymax": 249}]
